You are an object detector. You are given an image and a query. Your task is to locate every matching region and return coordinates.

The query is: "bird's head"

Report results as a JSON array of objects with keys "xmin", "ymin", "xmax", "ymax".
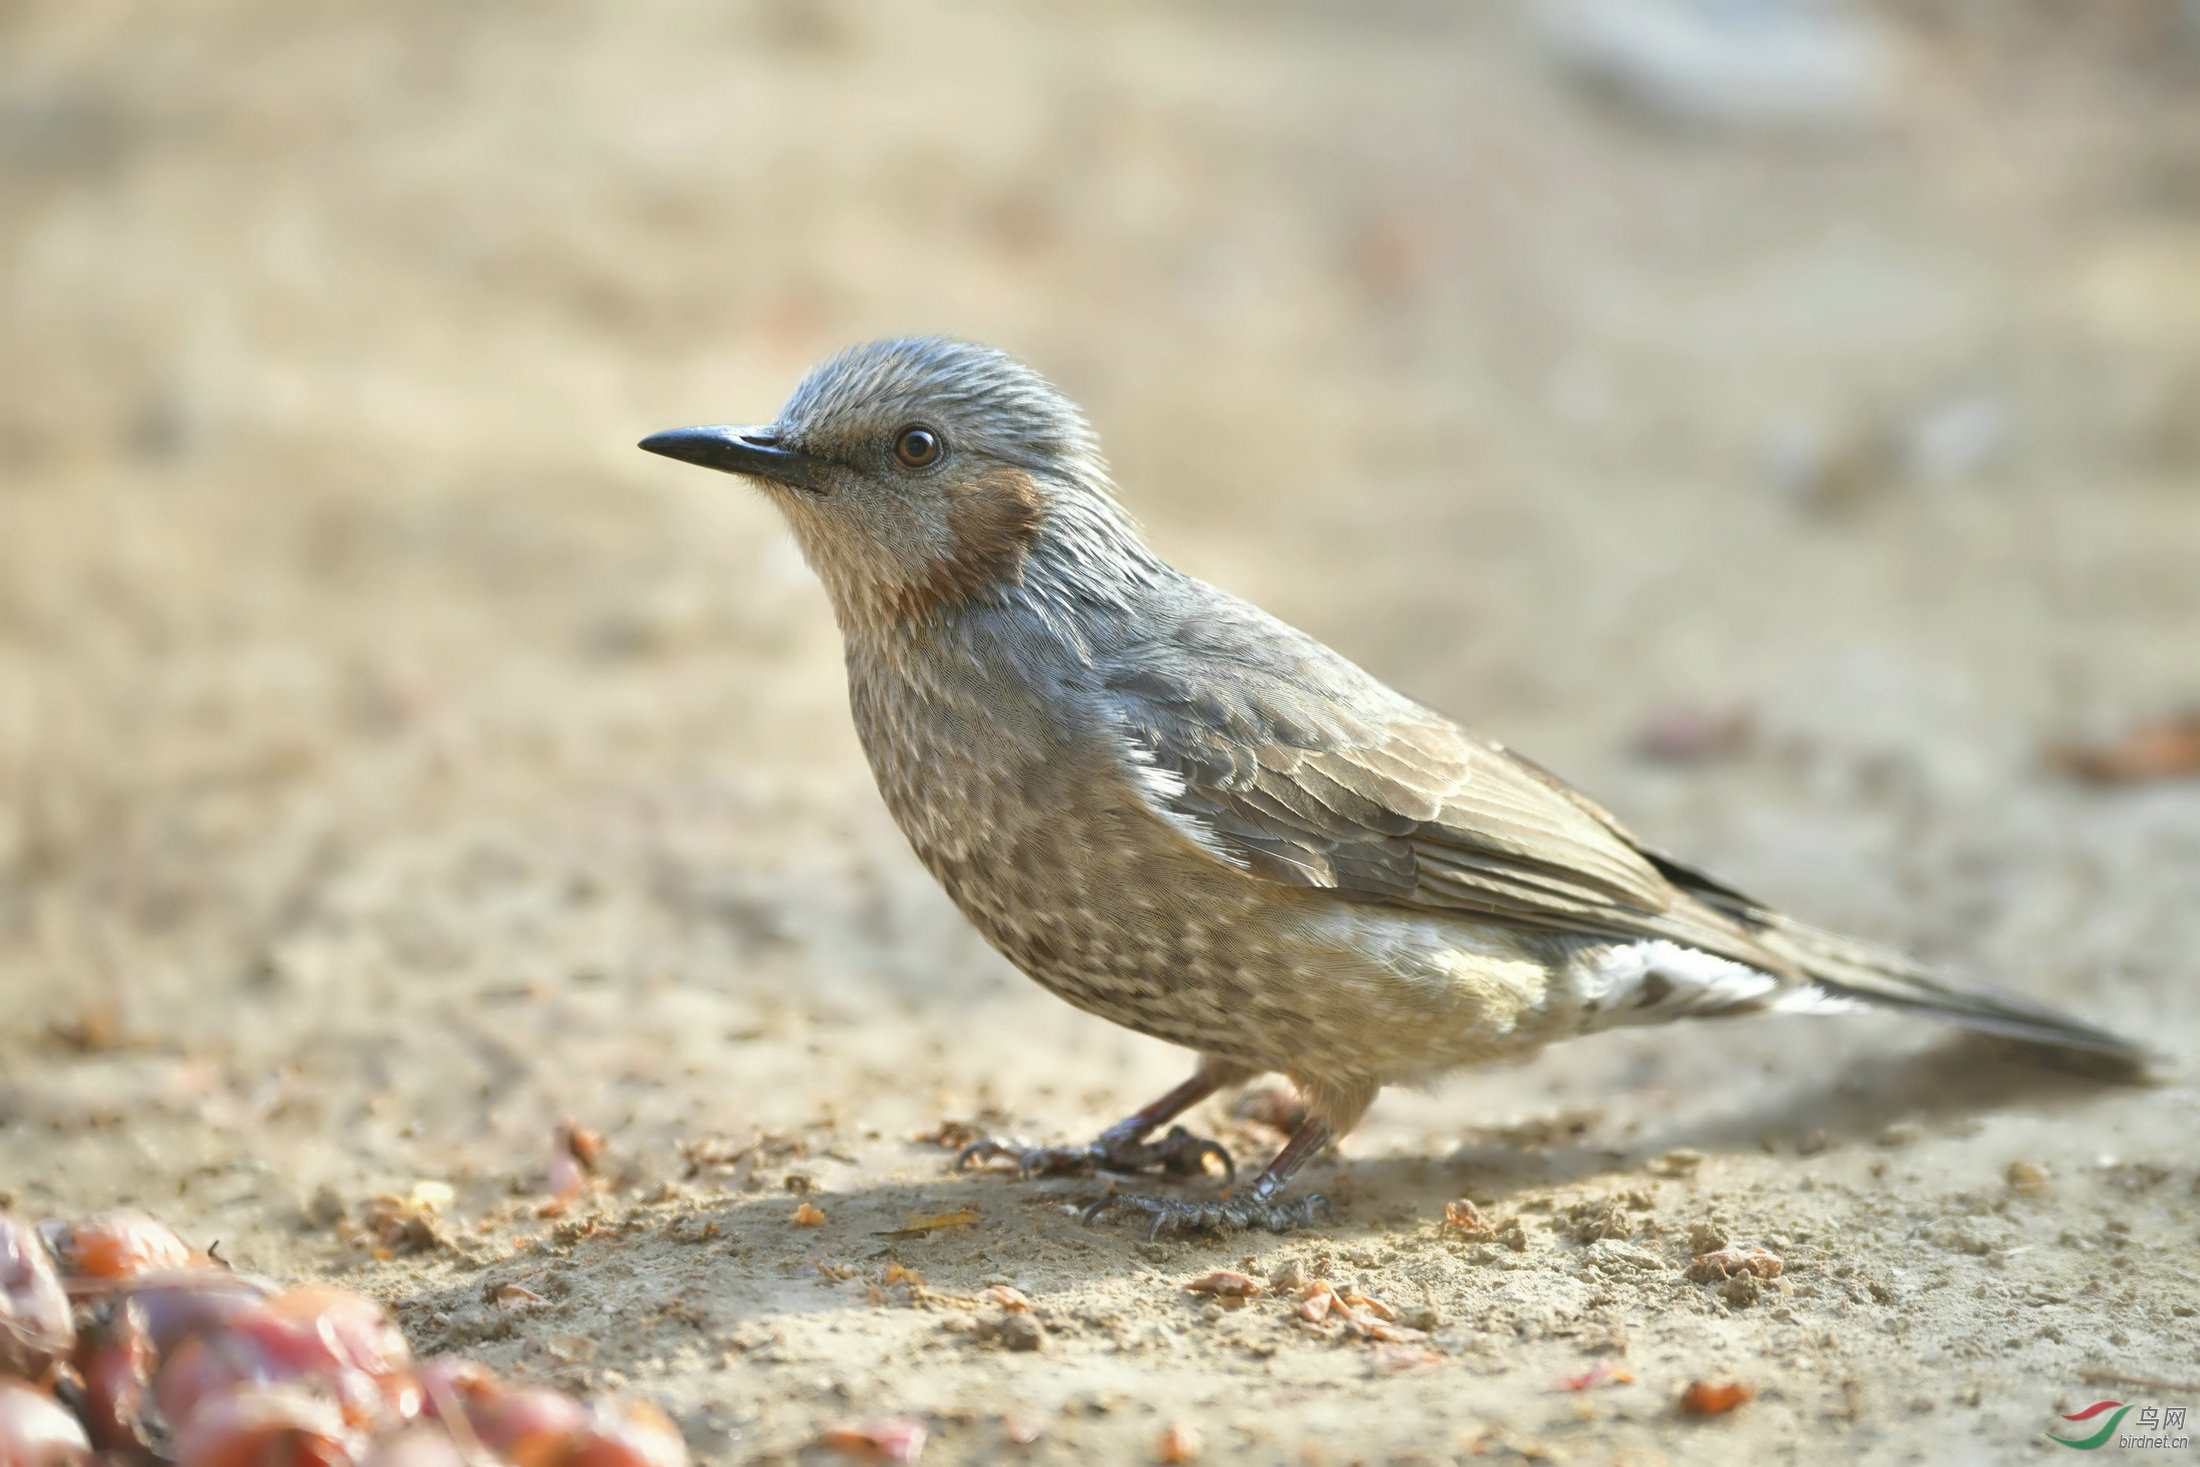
[{"xmin": 642, "ymin": 337, "xmax": 1143, "ymax": 635}]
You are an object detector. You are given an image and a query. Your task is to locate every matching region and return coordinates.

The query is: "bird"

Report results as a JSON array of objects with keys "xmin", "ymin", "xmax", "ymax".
[{"xmin": 639, "ymin": 337, "xmax": 2150, "ymax": 1238}]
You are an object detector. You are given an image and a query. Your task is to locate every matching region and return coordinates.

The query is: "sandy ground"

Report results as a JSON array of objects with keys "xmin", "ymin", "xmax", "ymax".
[{"xmin": 3, "ymin": 2, "xmax": 2199, "ymax": 1462}]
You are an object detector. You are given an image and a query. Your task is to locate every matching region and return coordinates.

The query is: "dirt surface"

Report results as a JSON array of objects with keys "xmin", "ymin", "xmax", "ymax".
[{"xmin": 4, "ymin": 3, "xmax": 2199, "ymax": 1462}]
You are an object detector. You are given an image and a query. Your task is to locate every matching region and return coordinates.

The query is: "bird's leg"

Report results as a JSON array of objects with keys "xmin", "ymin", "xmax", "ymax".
[
  {"xmin": 1083, "ymin": 1116, "xmax": 1334, "ymax": 1239},
  {"xmin": 956, "ymin": 1058, "xmax": 1247, "ymax": 1183}
]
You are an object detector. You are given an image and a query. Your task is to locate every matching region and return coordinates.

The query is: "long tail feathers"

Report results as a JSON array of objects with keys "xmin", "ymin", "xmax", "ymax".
[{"xmin": 1758, "ymin": 916, "xmax": 2157, "ymax": 1080}]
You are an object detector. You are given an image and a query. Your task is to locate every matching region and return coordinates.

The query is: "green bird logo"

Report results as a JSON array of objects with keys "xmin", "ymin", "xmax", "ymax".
[{"xmin": 2048, "ymin": 1402, "xmax": 2133, "ymax": 1450}]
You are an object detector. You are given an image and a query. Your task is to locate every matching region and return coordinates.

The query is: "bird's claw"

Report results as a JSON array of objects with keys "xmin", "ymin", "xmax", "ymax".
[
  {"xmin": 1081, "ymin": 1190, "xmax": 1331, "ymax": 1241},
  {"xmin": 954, "ymin": 1125, "xmax": 1234, "ymax": 1183}
]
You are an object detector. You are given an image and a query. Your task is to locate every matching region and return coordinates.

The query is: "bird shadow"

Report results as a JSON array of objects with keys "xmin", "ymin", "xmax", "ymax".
[
  {"xmin": 1335, "ymin": 1030, "xmax": 2135, "ymax": 1214},
  {"xmin": 397, "ymin": 1030, "xmax": 2143, "ymax": 1360}
]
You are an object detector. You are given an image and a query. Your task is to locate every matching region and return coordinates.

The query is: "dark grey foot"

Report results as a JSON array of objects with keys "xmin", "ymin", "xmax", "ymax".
[
  {"xmin": 956, "ymin": 1125, "xmax": 1235, "ymax": 1184},
  {"xmin": 1081, "ymin": 1190, "xmax": 1331, "ymax": 1241}
]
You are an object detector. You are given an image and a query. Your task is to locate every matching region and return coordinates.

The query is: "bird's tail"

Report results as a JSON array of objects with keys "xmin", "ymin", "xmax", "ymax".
[{"xmin": 1757, "ymin": 916, "xmax": 2156, "ymax": 1080}]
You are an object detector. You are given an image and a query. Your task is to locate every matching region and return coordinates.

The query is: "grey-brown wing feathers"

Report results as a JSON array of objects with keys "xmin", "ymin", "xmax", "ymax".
[
  {"xmin": 1103, "ymin": 599, "xmax": 1784, "ymax": 967},
  {"xmin": 1104, "ymin": 588, "xmax": 2151, "ymax": 1074}
]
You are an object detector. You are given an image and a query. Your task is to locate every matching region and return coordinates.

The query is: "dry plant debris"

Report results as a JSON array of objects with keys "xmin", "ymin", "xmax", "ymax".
[
  {"xmin": 1556, "ymin": 1362, "xmax": 1637, "ymax": 1391},
  {"xmin": 818, "ymin": 1417, "xmax": 927, "ymax": 1462},
  {"xmin": 870, "ymin": 1209, "xmax": 979, "ymax": 1240},
  {"xmin": 1679, "ymin": 1380, "xmax": 1756, "ymax": 1415},
  {"xmin": 1156, "ymin": 1419, "xmax": 1202, "ymax": 1462},
  {"xmin": 2052, "ymin": 714, "xmax": 2200, "ymax": 783},
  {"xmin": 1685, "ymin": 1247, "xmax": 1784, "ymax": 1283}
]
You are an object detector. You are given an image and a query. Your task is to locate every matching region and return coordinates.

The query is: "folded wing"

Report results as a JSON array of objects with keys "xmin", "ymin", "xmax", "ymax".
[{"xmin": 1101, "ymin": 592, "xmax": 1789, "ymax": 971}]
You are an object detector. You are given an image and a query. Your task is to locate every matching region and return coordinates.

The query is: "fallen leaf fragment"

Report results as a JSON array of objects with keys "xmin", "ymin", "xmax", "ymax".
[
  {"xmin": 1443, "ymin": 1200, "xmax": 1526, "ymax": 1249},
  {"xmin": 1361, "ymin": 1320, "xmax": 1428, "ymax": 1344},
  {"xmin": 1184, "ymin": 1270, "xmax": 1263, "ymax": 1298},
  {"xmin": 1337, "ymin": 1289, "xmax": 1395, "ymax": 1321},
  {"xmin": 1157, "ymin": 1420, "xmax": 1202, "ymax": 1462},
  {"xmin": 357, "ymin": 1193, "xmax": 453, "ymax": 1256},
  {"xmin": 789, "ymin": 1204, "xmax": 825, "ymax": 1226},
  {"xmin": 871, "ymin": 1209, "xmax": 978, "ymax": 1239},
  {"xmin": 2053, "ymin": 714, "xmax": 2200, "ymax": 784},
  {"xmin": 1293, "ymin": 1280, "xmax": 1425, "ymax": 1343},
  {"xmin": 821, "ymin": 1417, "xmax": 927, "ymax": 1463},
  {"xmin": 1444, "ymin": 1199, "xmax": 1496, "ymax": 1235},
  {"xmin": 558, "ymin": 1121, "xmax": 606, "ymax": 1170},
  {"xmin": 1679, "ymin": 1380, "xmax": 1755, "ymax": 1415}
]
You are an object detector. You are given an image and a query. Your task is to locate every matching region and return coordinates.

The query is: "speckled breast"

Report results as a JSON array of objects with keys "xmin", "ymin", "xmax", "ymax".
[{"xmin": 843, "ymin": 639, "xmax": 1307, "ymax": 1068}]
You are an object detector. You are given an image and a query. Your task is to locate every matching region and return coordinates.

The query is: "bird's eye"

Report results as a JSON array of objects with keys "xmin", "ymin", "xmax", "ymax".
[{"xmin": 893, "ymin": 426, "xmax": 941, "ymax": 469}]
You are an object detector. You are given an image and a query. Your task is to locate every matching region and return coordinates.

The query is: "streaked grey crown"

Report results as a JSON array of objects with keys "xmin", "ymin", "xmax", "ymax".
[{"xmin": 777, "ymin": 337, "xmax": 1109, "ymax": 489}]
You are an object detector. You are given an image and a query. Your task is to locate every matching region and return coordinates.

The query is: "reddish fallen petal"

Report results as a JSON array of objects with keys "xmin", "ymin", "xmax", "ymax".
[
  {"xmin": 547, "ymin": 1153, "xmax": 589, "ymax": 1206},
  {"xmin": 0, "ymin": 1212, "xmax": 75, "ymax": 1377},
  {"xmin": 171, "ymin": 1385, "xmax": 356, "ymax": 1467},
  {"xmin": 115, "ymin": 1268, "xmax": 276, "ymax": 1355},
  {"xmin": 74, "ymin": 1297, "xmax": 158, "ymax": 1453},
  {"xmin": 1636, "ymin": 707, "xmax": 1753, "ymax": 763},
  {"xmin": 0, "ymin": 1380, "xmax": 94, "ymax": 1466},
  {"xmin": 40, "ymin": 1211, "xmax": 195, "ymax": 1297},
  {"xmin": 171, "ymin": 1390, "xmax": 356, "ymax": 1467},
  {"xmin": 819, "ymin": 1417, "xmax": 927, "ymax": 1463},
  {"xmin": 359, "ymin": 1426, "xmax": 470, "ymax": 1467},
  {"xmin": 419, "ymin": 1358, "xmax": 588, "ymax": 1467},
  {"xmin": 154, "ymin": 1285, "xmax": 414, "ymax": 1432},
  {"xmin": 1556, "ymin": 1361, "xmax": 1636, "ymax": 1391},
  {"xmin": 567, "ymin": 1398, "xmax": 689, "ymax": 1467}
]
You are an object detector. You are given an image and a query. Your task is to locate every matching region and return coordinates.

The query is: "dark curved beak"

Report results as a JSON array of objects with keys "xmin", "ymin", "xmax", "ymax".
[{"xmin": 637, "ymin": 424, "xmax": 824, "ymax": 493}]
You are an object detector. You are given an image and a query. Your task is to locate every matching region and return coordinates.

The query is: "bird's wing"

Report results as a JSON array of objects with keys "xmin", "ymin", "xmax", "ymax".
[{"xmin": 1101, "ymin": 593, "xmax": 1785, "ymax": 968}]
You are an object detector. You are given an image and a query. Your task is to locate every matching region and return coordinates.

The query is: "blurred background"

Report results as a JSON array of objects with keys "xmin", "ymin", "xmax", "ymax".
[{"xmin": 2, "ymin": 0, "xmax": 2197, "ymax": 1265}]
